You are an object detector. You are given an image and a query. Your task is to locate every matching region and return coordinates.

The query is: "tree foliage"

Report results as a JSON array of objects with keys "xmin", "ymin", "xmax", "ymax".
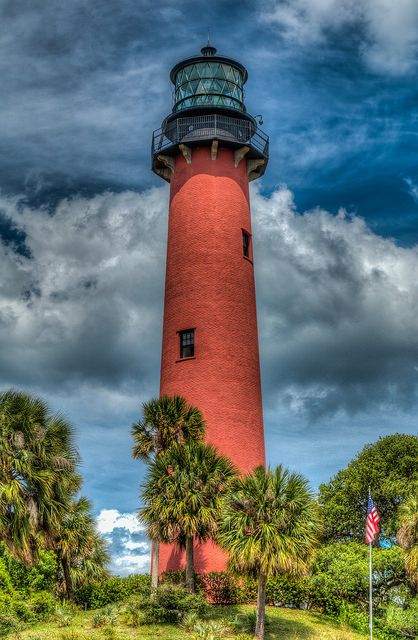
[
  {"xmin": 132, "ymin": 395, "xmax": 206, "ymax": 589},
  {"xmin": 132, "ymin": 395, "xmax": 205, "ymax": 461},
  {"xmin": 54, "ymin": 496, "xmax": 109, "ymax": 598},
  {"xmin": 397, "ymin": 485, "xmax": 418, "ymax": 589},
  {"xmin": 0, "ymin": 389, "xmax": 108, "ymax": 600},
  {"xmin": 309, "ymin": 542, "xmax": 407, "ymax": 614},
  {"xmin": 218, "ymin": 465, "xmax": 319, "ymax": 639},
  {"xmin": 0, "ymin": 390, "xmax": 80, "ymax": 564},
  {"xmin": 319, "ymin": 434, "xmax": 418, "ymax": 541},
  {"xmin": 141, "ymin": 441, "xmax": 236, "ymax": 592}
]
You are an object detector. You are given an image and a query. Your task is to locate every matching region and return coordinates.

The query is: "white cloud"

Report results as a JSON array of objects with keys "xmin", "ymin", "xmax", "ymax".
[
  {"xmin": 2, "ymin": 183, "xmax": 418, "ymax": 419},
  {"xmin": 96, "ymin": 509, "xmax": 150, "ymax": 576},
  {"xmin": 0, "ymin": 187, "xmax": 167, "ymax": 389},
  {"xmin": 405, "ymin": 177, "xmax": 418, "ymax": 204},
  {"xmin": 111, "ymin": 553, "xmax": 151, "ymax": 575},
  {"xmin": 251, "ymin": 184, "xmax": 418, "ymax": 415},
  {"xmin": 260, "ymin": 0, "xmax": 418, "ymax": 75},
  {"xmin": 124, "ymin": 540, "xmax": 150, "ymax": 551},
  {"xmin": 97, "ymin": 509, "xmax": 144, "ymax": 535}
]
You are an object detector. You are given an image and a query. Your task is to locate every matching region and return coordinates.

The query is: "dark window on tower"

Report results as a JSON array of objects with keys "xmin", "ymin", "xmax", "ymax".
[
  {"xmin": 179, "ymin": 329, "xmax": 195, "ymax": 359},
  {"xmin": 242, "ymin": 230, "xmax": 250, "ymax": 258}
]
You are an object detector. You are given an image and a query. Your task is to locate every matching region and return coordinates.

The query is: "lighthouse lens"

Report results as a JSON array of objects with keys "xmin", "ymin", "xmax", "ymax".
[{"xmin": 174, "ymin": 61, "xmax": 244, "ymax": 113}]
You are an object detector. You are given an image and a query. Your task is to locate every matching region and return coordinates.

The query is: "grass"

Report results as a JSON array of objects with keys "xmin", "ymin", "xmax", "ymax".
[{"xmin": 13, "ymin": 605, "xmax": 368, "ymax": 640}]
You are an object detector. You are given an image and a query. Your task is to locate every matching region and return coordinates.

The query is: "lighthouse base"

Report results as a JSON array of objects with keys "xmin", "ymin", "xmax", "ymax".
[{"xmin": 158, "ymin": 540, "xmax": 228, "ymax": 575}]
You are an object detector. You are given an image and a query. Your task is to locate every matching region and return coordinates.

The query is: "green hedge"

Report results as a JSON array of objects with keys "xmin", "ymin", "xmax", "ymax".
[{"xmin": 74, "ymin": 574, "xmax": 151, "ymax": 609}]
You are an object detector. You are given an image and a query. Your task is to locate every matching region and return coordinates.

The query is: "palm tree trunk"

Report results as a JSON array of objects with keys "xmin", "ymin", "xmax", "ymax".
[
  {"xmin": 185, "ymin": 537, "xmax": 195, "ymax": 593},
  {"xmin": 151, "ymin": 540, "xmax": 160, "ymax": 591},
  {"xmin": 255, "ymin": 572, "xmax": 267, "ymax": 640},
  {"xmin": 61, "ymin": 556, "xmax": 73, "ymax": 601}
]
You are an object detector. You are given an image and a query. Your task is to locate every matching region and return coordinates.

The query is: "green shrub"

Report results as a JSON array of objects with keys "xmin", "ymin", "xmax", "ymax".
[
  {"xmin": 0, "ymin": 611, "xmax": 24, "ymax": 638},
  {"xmin": 139, "ymin": 583, "xmax": 208, "ymax": 623},
  {"xmin": 55, "ymin": 602, "xmax": 78, "ymax": 628},
  {"xmin": 160, "ymin": 570, "xmax": 188, "ymax": 586},
  {"xmin": 266, "ymin": 575, "xmax": 309, "ymax": 608},
  {"xmin": 337, "ymin": 603, "xmax": 369, "ymax": 633},
  {"xmin": 75, "ymin": 574, "xmax": 151, "ymax": 609},
  {"xmin": 92, "ymin": 605, "xmax": 118, "ymax": 628},
  {"xmin": 191, "ymin": 620, "xmax": 228, "ymax": 640},
  {"xmin": 0, "ymin": 544, "xmax": 57, "ymax": 593},
  {"xmin": 27, "ymin": 591, "xmax": 57, "ymax": 621},
  {"xmin": 122, "ymin": 596, "xmax": 147, "ymax": 627},
  {"xmin": 8, "ymin": 597, "xmax": 37, "ymax": 624},
  {"xmin": 0, "ymin": 559, "xmax": 13, "ymax": 593},
  {"xmin": 182, "ymin": 610, "xmax": 201, "ymax": 631},
  {"xmin": 382, "ymin": 598, "xmax": 418, "ymax": 638},
  {"xmin": 162, "ymin": 570, "xmax": 256, "ymax": 604},
  {"xmin": 200, "ymin": 572, "xmax": 245, "ymax": 604}
]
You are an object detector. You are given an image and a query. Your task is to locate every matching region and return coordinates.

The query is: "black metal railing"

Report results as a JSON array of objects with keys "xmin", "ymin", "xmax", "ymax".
[{"xmin": 152, "ymin": 114, "xmax": 269, "ymax": 159}]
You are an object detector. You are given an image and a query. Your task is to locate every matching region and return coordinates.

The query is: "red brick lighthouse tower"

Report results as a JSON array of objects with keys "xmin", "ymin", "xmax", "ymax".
[{"xmin": 152, "ymin": 43, "xmax": 269, "ymax": 573}]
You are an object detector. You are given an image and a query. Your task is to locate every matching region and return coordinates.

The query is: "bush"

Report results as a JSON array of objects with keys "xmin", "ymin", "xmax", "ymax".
[
  {"xmin": 191, "ymin": 620, "xmax": 228, "ymax": 640},
  {"xmin": 122, "ymin": 596, "xmax": 147, "ymax": 627},
  {"xmin": 0, "ymin": 544, "xmax": 57, "ymax": 593},
  {"xmin": 383, "ymin": 598, "xmax": 418, "ymax": 638},
  {"xmin": 28, "ymin": 590, "xmax": 57, "ymax": 621},
  {"xmin": 74, "ymin": 574, "xmax": 151, "ymax": 609},
  {"xmin": 266, "ymin": 576, "xmax": 309, "ymax": 608},
  {"xmin": 337, "ymin": 603, "xmax": 369, "ymax": 634},
  {"xmin": 92, "ymin": 605, "xmax": 118, "ymax": 628},
  {"xmin": 139, "ymin": 583, "xmax": 208, "ymax": 623},
  {"xmin": 201, "ymin": 572, "xmax": 246, "ymax": 605},
  {"xmin": 0, "ymin": 559, "xmax": 12, "ymax": 593},
  {"xmin": 160, "ymin": 570, "xmax": 189, "ymax": 586},
  {"xmin": 55, "ymin": 602, "xmax": 78, "ymax": 628},
  {"xmin": 6, "ymin": 596, "xmax": 37, "ymax": 624},
  {"xmin": 0, "ymin": 611, "xmax": 23, "ymax": 638},
  {"xmin": 182, "ymin": 611, "xmax": 201, "ymax": 631}
]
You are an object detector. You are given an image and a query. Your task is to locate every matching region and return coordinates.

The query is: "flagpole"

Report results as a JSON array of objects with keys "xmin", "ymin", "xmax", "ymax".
[{"xmin": 369, "ymin": 540, "xmax": 373, "ymax": 640}]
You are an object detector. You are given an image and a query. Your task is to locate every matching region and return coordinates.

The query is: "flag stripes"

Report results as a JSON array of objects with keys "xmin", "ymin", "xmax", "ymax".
[{"xmin": 365, "ymin": 493, "xmax": 380, "ymax": 544}]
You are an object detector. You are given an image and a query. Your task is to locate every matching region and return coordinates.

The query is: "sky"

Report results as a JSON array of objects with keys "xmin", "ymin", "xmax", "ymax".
[{"xmin": 1, "ymin": 0, "xmax": 418, "ymax": 575}]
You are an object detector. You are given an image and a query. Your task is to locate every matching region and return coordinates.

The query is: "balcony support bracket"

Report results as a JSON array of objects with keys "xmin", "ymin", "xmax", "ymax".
[
  {"xmin": 179, "ymin": 144, "xmax": 192, "ymax": 164},
  {"xmin": 234, "ymin": 146, "xmax": 250, "ymax": 168},
  {"xmin": 247, "ymin": 158, "xmax": 265, "ymax": 182},
  {"xmin": 211, "ymin": 140, "xmax": 219, "ymax": 160},
  {"xmin": 155, "ymin": 155, "xmax": 175, "ymax": 181}
]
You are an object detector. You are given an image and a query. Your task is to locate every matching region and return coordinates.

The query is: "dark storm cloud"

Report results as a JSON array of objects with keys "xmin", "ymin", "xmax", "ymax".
[
  {"xmin": 0, "ymin": 188, "xmax": 167, "ymax": 388},
  {"xmin": 1, "ymin": 0, "xmax": 418, "ymax": 246},
  {"xmin": 2, "ymin": 185, "xmax": 418, "ymax": 420},
  {"xmin": 252, "ymin": 186, "xmax": 418, "ymax": 417}
]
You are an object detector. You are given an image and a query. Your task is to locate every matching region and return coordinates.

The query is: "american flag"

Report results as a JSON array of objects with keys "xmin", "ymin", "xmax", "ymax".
[{"xmin": 365, "ymin": 493, "xmax": 380, "ymax": 544}]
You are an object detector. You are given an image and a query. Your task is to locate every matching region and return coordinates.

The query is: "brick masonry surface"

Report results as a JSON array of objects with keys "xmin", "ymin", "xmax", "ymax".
[{"xmin": 158, "ymin": 146, "xmax": 265, "ymax": 574}]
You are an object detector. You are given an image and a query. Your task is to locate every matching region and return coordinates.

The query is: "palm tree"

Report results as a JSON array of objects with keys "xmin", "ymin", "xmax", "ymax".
[
  {"xmin": 132, "ymin": 395, "xmax": 205, "ymax": 588},
  {"xmin": 397, "ymin": 487, "xmax": 418, "ymax": 590},
  {"xmin": 54, "ymin": 496, "xmax": 109, "ymax": 599},
  {"xmin": 141, "ymin": 441, "xmax": 237, "ymax": 592},
  {"xmin": 217, "ymin": 465, "xmax": 320, "ymax": 640},
  {"xmin": 0, "ymin": 390, "xmax": 79, "ymax": 565}
]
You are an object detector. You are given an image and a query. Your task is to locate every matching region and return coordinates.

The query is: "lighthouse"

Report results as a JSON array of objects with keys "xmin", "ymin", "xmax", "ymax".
[{"xmin": 152, "ymin": 43, "xmax": 268, "ymax": 573}]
